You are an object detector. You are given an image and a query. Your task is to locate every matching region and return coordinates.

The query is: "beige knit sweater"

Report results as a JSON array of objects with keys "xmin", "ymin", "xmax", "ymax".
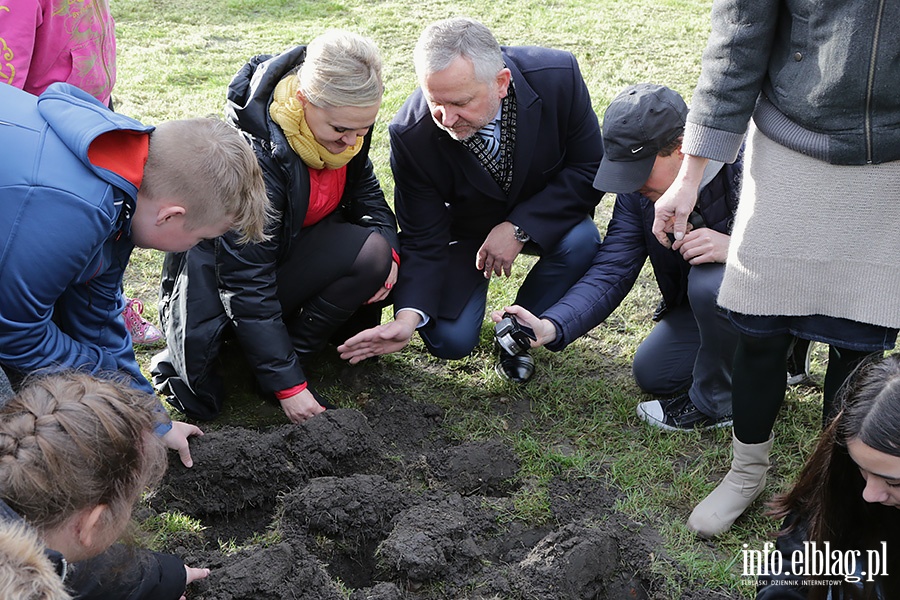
[{"xmin": 718, "ymin": 126, "xmax": 900, "ymax": 330}]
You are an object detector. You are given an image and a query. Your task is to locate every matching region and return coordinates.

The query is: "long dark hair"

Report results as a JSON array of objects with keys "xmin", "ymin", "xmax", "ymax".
[{"xmin": 769, "ymin": 354, "xmax": 900, "ymax": 599}]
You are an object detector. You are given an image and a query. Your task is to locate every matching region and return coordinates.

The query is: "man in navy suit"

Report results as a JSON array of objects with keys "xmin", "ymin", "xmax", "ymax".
[{"xmin": 339, "ymin": 17, "xmax": 603, "ymax": 382}]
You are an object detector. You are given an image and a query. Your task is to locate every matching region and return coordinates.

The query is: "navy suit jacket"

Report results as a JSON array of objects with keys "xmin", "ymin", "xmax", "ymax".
[{"xmin": 389, "ymin": 46, "xmax": 604, "ymax": 320}]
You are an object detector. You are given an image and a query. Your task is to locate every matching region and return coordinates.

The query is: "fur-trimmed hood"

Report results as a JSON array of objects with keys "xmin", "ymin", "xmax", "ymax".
[{"xmin": 0, "ymin": 519, "xmax": 69, "ymax": 599}]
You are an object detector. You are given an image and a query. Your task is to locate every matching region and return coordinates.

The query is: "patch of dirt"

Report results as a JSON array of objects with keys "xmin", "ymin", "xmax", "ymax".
[{"xmin": 149, "ymin": 381, "xmax": 741, "ymax": 600}]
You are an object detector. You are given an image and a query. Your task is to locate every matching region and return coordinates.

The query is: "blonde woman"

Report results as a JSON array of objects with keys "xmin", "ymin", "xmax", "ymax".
[{"xmin": 154, "ymin": 32, "xmax": 398, "ymax": 425}]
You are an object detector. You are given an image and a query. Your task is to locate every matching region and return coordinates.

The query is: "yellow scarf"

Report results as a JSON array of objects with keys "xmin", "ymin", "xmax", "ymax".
[{"xmin": 269, "ymin": 73, "xmax": 363, "ymax": 170}]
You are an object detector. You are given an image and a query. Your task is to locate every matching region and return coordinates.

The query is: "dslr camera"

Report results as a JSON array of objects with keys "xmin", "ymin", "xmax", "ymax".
[{"xmin": 494, "ymin": 312, "xmax": 537, "ymax": 356}]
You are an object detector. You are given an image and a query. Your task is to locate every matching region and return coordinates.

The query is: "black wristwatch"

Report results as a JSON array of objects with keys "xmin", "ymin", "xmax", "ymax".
[{"xmin": 513, "ymin": 225, "xmax": 531, "ymax": 243}]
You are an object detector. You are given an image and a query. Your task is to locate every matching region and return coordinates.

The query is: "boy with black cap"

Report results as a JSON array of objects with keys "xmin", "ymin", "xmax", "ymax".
[{"xmin": 493, "ymin": 83, "xmax": 740, "ymax": 430}]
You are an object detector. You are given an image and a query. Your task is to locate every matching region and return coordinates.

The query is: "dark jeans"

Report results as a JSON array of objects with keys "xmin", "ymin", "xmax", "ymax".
[
  {"xmin": 420, "ymin": 217, "xmax": 601, "ymax": 359},
  {"xmin": 631, "ymin": 263, "xmax": 738, "ymax": 419}
]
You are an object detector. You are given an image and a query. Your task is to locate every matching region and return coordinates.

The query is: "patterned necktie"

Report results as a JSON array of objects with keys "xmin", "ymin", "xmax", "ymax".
[{"xmin": 478, "ymin": 120, "xmax": 500, "ymax": 161}]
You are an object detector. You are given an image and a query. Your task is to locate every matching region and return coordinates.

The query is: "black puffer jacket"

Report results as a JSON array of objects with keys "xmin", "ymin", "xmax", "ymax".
[{"xmin": 155, "ymin": 45, "xmax": 398, "ymax": 420}]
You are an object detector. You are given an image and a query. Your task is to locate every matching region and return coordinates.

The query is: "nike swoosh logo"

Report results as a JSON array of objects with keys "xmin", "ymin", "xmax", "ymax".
[{"xmin": 631, "ymin": 146, "xmax": 643, "ymax": 154}]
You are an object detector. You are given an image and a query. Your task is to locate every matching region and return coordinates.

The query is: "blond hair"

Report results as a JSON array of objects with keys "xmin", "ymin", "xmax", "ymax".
[
  {"xmin": 0, "ymin": 520, "xmax": 70, "ymax": 600},
  {"xmin": 141, "ymin": 117, "xmax": 272, "ymax": 244},
  {"xmin": 0, "ymin": 373, "xmax": 167, "ymax": 535},
  {"xmin": 298, "ymin": 31, "xmax": 383, "ymax": 108}
]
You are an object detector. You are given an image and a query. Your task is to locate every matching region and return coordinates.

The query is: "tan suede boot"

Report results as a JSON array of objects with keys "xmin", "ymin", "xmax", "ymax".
[{"xmin": 687, "ymin": 431, "xmax": 774, "ymax": 538}]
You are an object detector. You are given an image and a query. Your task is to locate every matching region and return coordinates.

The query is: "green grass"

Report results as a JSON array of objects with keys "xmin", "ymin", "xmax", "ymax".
[
  {"xmin": 113, "ymin": 0, "xmax": 844, "ymax": 596},
  {"xmin": 141, "ymin": 509, "xmax": 206, "ymax": 548}
]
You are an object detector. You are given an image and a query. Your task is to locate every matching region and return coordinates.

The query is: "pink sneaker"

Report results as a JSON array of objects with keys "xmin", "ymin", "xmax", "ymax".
[{"xmin": 123, "ymin": 297, "xmax": 164, "ymax": 345}]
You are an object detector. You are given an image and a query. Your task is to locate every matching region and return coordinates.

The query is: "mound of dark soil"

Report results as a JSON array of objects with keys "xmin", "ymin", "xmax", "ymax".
[{"xmin": 149, "ymin": 384, "xmax": 740, "ymax": 599}]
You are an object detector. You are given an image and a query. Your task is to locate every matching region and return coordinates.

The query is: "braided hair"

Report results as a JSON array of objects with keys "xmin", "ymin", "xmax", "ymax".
[{"xmin": 0, "ymin": 372, "xmax": 167, "ymax": 534}]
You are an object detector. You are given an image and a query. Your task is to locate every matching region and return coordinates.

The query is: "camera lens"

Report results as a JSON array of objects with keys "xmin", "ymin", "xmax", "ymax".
[{"xmin": 497, "ymin": 335, "xmax": 520, "ymax": 355}]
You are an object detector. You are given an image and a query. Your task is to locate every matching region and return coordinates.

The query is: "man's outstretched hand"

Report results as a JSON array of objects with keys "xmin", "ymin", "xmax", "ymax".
[{"xmin": 338, "ymin": 311, "xmax": 420, "ymax": 364}]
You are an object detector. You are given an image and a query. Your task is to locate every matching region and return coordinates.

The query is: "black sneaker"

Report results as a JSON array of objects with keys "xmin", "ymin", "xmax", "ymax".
[
  {"xmin": 636, "ymin": 393, "xmax": 732, "ymax": 432},
  {"xmin": 786, "ymin": 337, "xmax": 814, "ymax": 386}
]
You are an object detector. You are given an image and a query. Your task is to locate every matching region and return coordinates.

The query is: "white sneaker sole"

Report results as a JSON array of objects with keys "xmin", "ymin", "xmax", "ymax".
[{"xmin": 636, "ymin": 400, "xmax": 732, "ymax": 432}]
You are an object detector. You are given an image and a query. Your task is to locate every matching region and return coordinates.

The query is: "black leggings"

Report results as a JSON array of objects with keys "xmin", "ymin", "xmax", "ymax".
[
  {"xmin": 276, "ymin": 214, "xmax": 392, "ymax": 316},
  {"xmin": 732, "ymin": 333, "xmax": 874, "ymax": 444},
  {"xmin": 317, "ymin": 231, "xmax": 391, "ymax": 312}
]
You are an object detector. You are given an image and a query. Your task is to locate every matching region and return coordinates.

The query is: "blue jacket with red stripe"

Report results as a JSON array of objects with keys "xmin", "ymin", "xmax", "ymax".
[{"xmin": 0, "ymin": 82, "xmax": 155, "ymax": 395}]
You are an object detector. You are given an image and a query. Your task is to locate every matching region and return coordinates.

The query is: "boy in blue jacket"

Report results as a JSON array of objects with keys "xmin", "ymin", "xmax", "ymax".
[
  {"xmin": 0, "ymin": 82, "xmax": 269, "ymax": 463},
  {"xmin": 494, "ymin": 84, "xmax": 740, "ymax": 430}
]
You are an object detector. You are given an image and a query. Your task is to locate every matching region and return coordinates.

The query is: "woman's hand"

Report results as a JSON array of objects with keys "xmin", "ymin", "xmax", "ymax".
[
  {"xmin": 366, "ymin": 261, "xmax": 398, "ymax": 304},
  {"xmin": 279, "ymin": 388, "xmax": 326, "ymax": 424},
  {"xmin": 651, "ymin": 154, "xmax": 709, "ymax": 247}
]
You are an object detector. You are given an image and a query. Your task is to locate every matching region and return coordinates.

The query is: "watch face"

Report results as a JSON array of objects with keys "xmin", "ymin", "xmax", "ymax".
[{"xmin": 514, "ymin": 226, "xmax": 529, "ymax": 242}]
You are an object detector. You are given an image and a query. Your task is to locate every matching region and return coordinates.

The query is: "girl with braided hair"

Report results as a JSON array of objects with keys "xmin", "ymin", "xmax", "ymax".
[{"xmin": 0, "ymin": 372, "xmax": 208, "ymax": 600}]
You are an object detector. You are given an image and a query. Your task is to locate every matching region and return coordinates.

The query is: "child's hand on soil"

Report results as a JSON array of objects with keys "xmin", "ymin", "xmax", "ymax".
[
  {"xmin": 163, "ymin": 421, "xmax": 204, "ymax": 468},
  {"xmin": 181, "ymin": 565, "xmax": 210, "ymax": 600},
  {"xmin": 279, "ymin": 388, "xmax": 326, "ymax": 424}
]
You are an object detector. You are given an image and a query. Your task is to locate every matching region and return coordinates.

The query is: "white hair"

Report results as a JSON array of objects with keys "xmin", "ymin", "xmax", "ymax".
[{"xmin": 414, "ymin": 17, "xmax": 504, "ymax": 83}]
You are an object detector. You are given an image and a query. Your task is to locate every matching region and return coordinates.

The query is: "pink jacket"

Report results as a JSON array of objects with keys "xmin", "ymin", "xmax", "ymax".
[{"xmin": 0, "ymin": 0, "xmax": 115, "ymax": 104}]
